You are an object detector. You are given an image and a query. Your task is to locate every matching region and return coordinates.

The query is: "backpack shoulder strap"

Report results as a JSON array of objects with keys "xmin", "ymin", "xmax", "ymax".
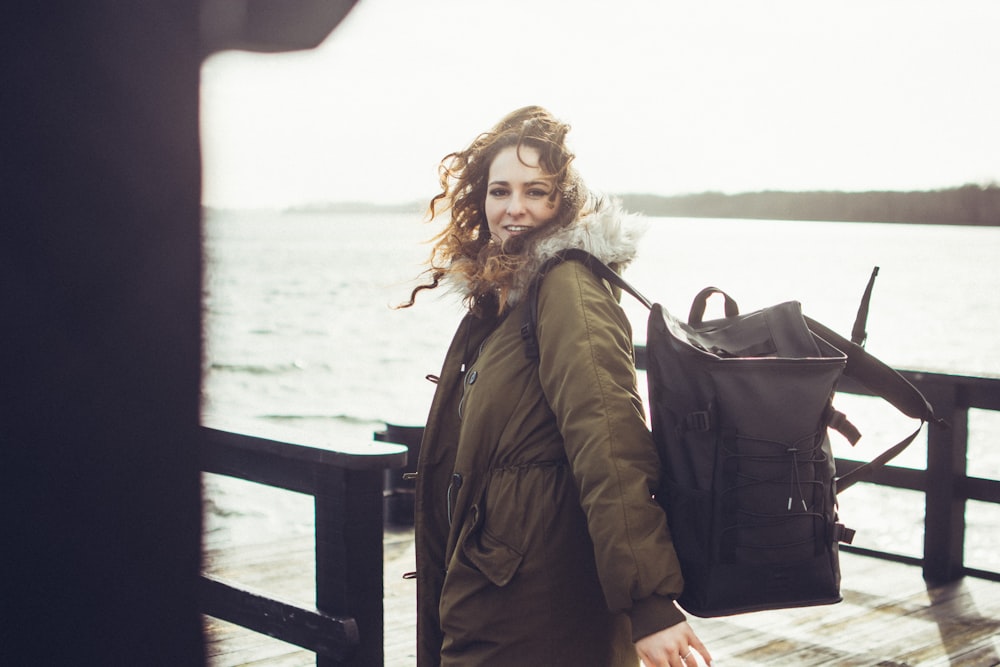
[
  {"xmin": 521, "ymin": 248, "xmax": 651, "ymax": 361},
  {"xmin": 805, "ymin": 315, "xmax": 946, "ymax": 491}
]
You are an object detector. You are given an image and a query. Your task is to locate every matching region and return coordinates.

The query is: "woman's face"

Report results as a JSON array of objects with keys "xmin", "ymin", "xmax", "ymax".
[{"xmin": 484, "ymin": 145, "xmax": 561, "ymax": 244}]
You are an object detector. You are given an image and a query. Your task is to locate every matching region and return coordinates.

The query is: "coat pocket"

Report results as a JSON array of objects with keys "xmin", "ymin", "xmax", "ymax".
[{"xmin": 461, "ymin": 505, "xmax": 524, "ymax": 587}]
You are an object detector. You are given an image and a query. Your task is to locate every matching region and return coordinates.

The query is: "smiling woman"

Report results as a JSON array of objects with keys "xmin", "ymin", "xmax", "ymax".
[
  {"xmin": 396, "ymin": 106, "xmax": 712, "ymax": 667},
  {"xmin": 485, "ymin": 146, "xmax": 561, "ymax": 243},
  {"xmin": 401, "ymin": 106, "xmax": 593, "ymax": 314}
]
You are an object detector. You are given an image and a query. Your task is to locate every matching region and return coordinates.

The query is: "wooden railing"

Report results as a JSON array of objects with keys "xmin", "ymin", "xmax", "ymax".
[
  {"xmin": 200, "ymin": 420, "xmax": 407, "ymax": 666},
  {"xmin": 197, "ymin": 366, "xmax": 998, "ymax": 665},
  {"xmin": 634, "ymin": 346, "xmax": 1000, "ymax": 584},
  {"xmin": 833, "ymin": 370, "xmax": 1000, "ymax": 583}
]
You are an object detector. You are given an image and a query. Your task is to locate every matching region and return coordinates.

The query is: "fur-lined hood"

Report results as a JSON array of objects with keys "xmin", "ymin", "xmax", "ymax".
[
  {"xmin": 515, "ymin": 199, "xmax": 645, "ymax": 301},
  {"xmin": 446, "ymin": 199, "xmax": 646, "ymax": 307}
]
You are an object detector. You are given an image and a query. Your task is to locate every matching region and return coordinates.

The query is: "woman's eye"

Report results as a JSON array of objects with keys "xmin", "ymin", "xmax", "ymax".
[
  {"xmin": 488, "ymin": 188, "xmax": 509, "ymax": 198},
  {"xmin": 527, "ymin": 189, "xmax": 549, "ymax": 198}
]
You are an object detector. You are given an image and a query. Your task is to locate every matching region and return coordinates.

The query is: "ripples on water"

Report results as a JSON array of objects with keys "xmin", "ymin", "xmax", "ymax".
[{"xmin": 202, "ymin": 209, "xmax": 1000, "ymax": 570}]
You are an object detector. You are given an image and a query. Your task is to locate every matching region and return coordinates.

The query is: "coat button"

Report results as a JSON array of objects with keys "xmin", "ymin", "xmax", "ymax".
[{"xmin": 467, "ymin": 370, "xmax": 478, "ymax": 385}]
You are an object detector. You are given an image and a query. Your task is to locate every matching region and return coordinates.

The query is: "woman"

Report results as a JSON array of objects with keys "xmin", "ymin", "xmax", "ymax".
[{"xmin": 402, "ymin": 106, "xmax": 712, "ymax": 667}]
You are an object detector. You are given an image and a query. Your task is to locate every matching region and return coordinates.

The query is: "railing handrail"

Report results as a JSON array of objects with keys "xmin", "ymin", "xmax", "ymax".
[
  {"xmin": 632, "ymin": 346, "xmax": 1000, "ymax": 407},
  {"xmin": 200, "ymin": 419, "xmax": 407, "ymax": 666},
  {"xmin": 840, "ymin": 367, "xmax": 1000, "ymax": 411},
  {"xmin": 202, "ymin": 415, "xmax": 407, "ymax": 474}
]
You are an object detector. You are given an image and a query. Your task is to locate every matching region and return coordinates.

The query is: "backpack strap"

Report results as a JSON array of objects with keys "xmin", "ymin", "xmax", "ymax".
[
  {"xmin": 521, "ymin": 249, "xmax": 651, "ymax": 361},
  {"xmin": 851, "ymin": 266, "xmax": 880, "ymax": 346},
  {"xmin": 804, "ymin": 315, "xmax": 946, "ymax": 492},
  {"xmin": 520, "ymin": 252, "xmax": 944, "ymax": 495}
]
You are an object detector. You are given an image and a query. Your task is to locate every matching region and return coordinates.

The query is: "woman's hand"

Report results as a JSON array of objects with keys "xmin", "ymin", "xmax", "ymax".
[{"xmin": 636, "ymin": 621, "xmax": 712, "ymax": 667}]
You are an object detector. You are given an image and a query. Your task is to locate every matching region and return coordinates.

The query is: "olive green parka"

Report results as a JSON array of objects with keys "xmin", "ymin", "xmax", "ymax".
[{"xmin": 413, "ymin": 204, "xmax": 686, "ymax": 666}]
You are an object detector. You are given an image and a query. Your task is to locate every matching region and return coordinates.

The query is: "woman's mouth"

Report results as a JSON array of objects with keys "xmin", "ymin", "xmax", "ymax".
[{"xmin": 505, "ymin": 225, "xmax": 533, "ymax": 235}]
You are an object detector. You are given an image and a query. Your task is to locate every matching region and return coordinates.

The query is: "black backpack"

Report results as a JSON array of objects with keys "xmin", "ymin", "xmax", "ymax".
[{"xmin": 522, "ymin": 249, "xmax": 942, "ymax": 617}]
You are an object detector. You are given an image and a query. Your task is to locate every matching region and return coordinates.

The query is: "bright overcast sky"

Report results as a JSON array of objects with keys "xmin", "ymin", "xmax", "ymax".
[{"xmin": 200, "ymin": 0, "xmax": 1000, "ymax": 209}]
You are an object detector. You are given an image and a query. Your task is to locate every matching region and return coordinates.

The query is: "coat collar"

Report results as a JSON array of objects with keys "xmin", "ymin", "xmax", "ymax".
[
  {"xmin": 508, "ymin": 198, "xmax": 646, "ymax": 305},
  {"xmin": 441, "ymin": 198, "xmax": 646, "ymax": 309}
]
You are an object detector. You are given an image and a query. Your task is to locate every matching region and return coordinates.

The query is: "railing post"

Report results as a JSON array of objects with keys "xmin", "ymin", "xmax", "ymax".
[
  {"xmin": 921, "ymin": 382, "xmax": 969, "ymax": 584},
  {"xmin": 315, "ymin": 466, "xmax": 387, "ymax": 666}
]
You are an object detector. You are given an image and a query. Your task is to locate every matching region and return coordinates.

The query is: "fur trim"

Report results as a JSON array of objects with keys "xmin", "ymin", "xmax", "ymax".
[
  {"xmin": 508, "ymin": 198, "xmax": 646, "ymax": 304},
  {"xmin": 441, "ymin": 198, "xmax": 647, "ymax": 307},
  {"xmin": 523, "ymin": 199, "xmax": 644, "ymax": 277}
]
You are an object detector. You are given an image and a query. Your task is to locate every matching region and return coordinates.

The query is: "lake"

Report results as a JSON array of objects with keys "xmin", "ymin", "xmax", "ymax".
[{"xmin": 201, "ymin": 209, "xmax": 1000, "ymax": 570}]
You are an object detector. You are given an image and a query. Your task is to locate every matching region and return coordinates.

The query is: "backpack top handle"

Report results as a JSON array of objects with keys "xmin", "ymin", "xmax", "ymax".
[{"xmin": 688, "ymin": 287, "xmax": 741, "ymax": 326}]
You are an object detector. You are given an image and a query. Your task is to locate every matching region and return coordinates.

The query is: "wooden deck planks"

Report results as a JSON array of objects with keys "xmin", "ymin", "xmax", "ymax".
[
  {"xmin": 382, "ymin": 527, "xmax": 418, "ymax": 667},
  {"xmin": 203, "ymin": 528, "xmax": 418, "ymax": 667},
  {"xmin": 686, "ymin": 554, "xmax": 1000, "ymax": 666},
  {"xmin": 203, "ymin": 530, "xmax": 1000, "ymax": 666},
  {"xmin": 204, "ymin": 615, "xmax": 314, "ymax": 667}
]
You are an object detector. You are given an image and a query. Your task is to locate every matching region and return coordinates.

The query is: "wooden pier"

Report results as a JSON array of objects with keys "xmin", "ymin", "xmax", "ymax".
[{"xmin": 203, "ymin": 526, "xmax": 1000, "ymax": 666}]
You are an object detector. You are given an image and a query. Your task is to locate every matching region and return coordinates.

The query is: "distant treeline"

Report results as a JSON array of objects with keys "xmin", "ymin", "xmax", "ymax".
[
  {"xmin": 617, "ymin": 184, "xmax": 1000, "ymax": 226},
  {"xmin": 275, "ymin": 184, "xmax": 1000, "ymax": 225}
]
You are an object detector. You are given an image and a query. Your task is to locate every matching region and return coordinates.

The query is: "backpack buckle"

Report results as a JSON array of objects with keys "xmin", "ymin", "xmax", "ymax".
[
  {"xmin": 686, "ymin": 411, "xmax": 712, "ymax": 432},
  {"xmin": 520, "ymin": 322, "xmax": 539, "ymax": 360},
  {"xmin": 828, "ymin": 409, "xmax": 862, "ymax": 446},
  {"xmin": 833, "ymin": 523, "xmax": 856, "ymax": 545}
]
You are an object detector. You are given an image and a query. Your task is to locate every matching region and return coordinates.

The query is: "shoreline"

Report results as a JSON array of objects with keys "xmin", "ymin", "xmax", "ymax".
[{"xmin": 205, "ymin": 184, "xmax": 1000, "ymax": 227}]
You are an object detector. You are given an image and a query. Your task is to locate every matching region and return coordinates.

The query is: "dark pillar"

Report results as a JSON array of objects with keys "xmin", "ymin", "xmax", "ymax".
[{"xmin": 1, "ymin": 3, "xmax": 205, "ymax": 664}]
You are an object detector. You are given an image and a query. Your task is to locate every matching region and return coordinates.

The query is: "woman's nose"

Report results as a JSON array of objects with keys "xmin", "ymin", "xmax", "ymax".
[{"xmin": 507, "ymin": 193, "xmax": 526, "ymax": 215}]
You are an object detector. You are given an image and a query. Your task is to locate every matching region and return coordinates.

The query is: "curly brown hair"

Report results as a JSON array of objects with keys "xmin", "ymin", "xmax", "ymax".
[{"xmin": 401, "ymin": 106, "xmax": 592, "ymax": 315}]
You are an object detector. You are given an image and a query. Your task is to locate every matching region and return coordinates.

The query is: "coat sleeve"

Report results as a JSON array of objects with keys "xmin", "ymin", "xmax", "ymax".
[{"xmin": 535, "ymin": 260, "xmax": 686, "ymax": 640}]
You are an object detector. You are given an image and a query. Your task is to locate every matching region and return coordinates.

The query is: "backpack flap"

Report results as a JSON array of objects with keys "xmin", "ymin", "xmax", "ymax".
[
  {"xmin": 688, "ymin": 300, "xmax": 823, "ymax": 359},
  {"xmin": 658, "ymin": 293, "xmax": 847, "ymax": 459}
]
